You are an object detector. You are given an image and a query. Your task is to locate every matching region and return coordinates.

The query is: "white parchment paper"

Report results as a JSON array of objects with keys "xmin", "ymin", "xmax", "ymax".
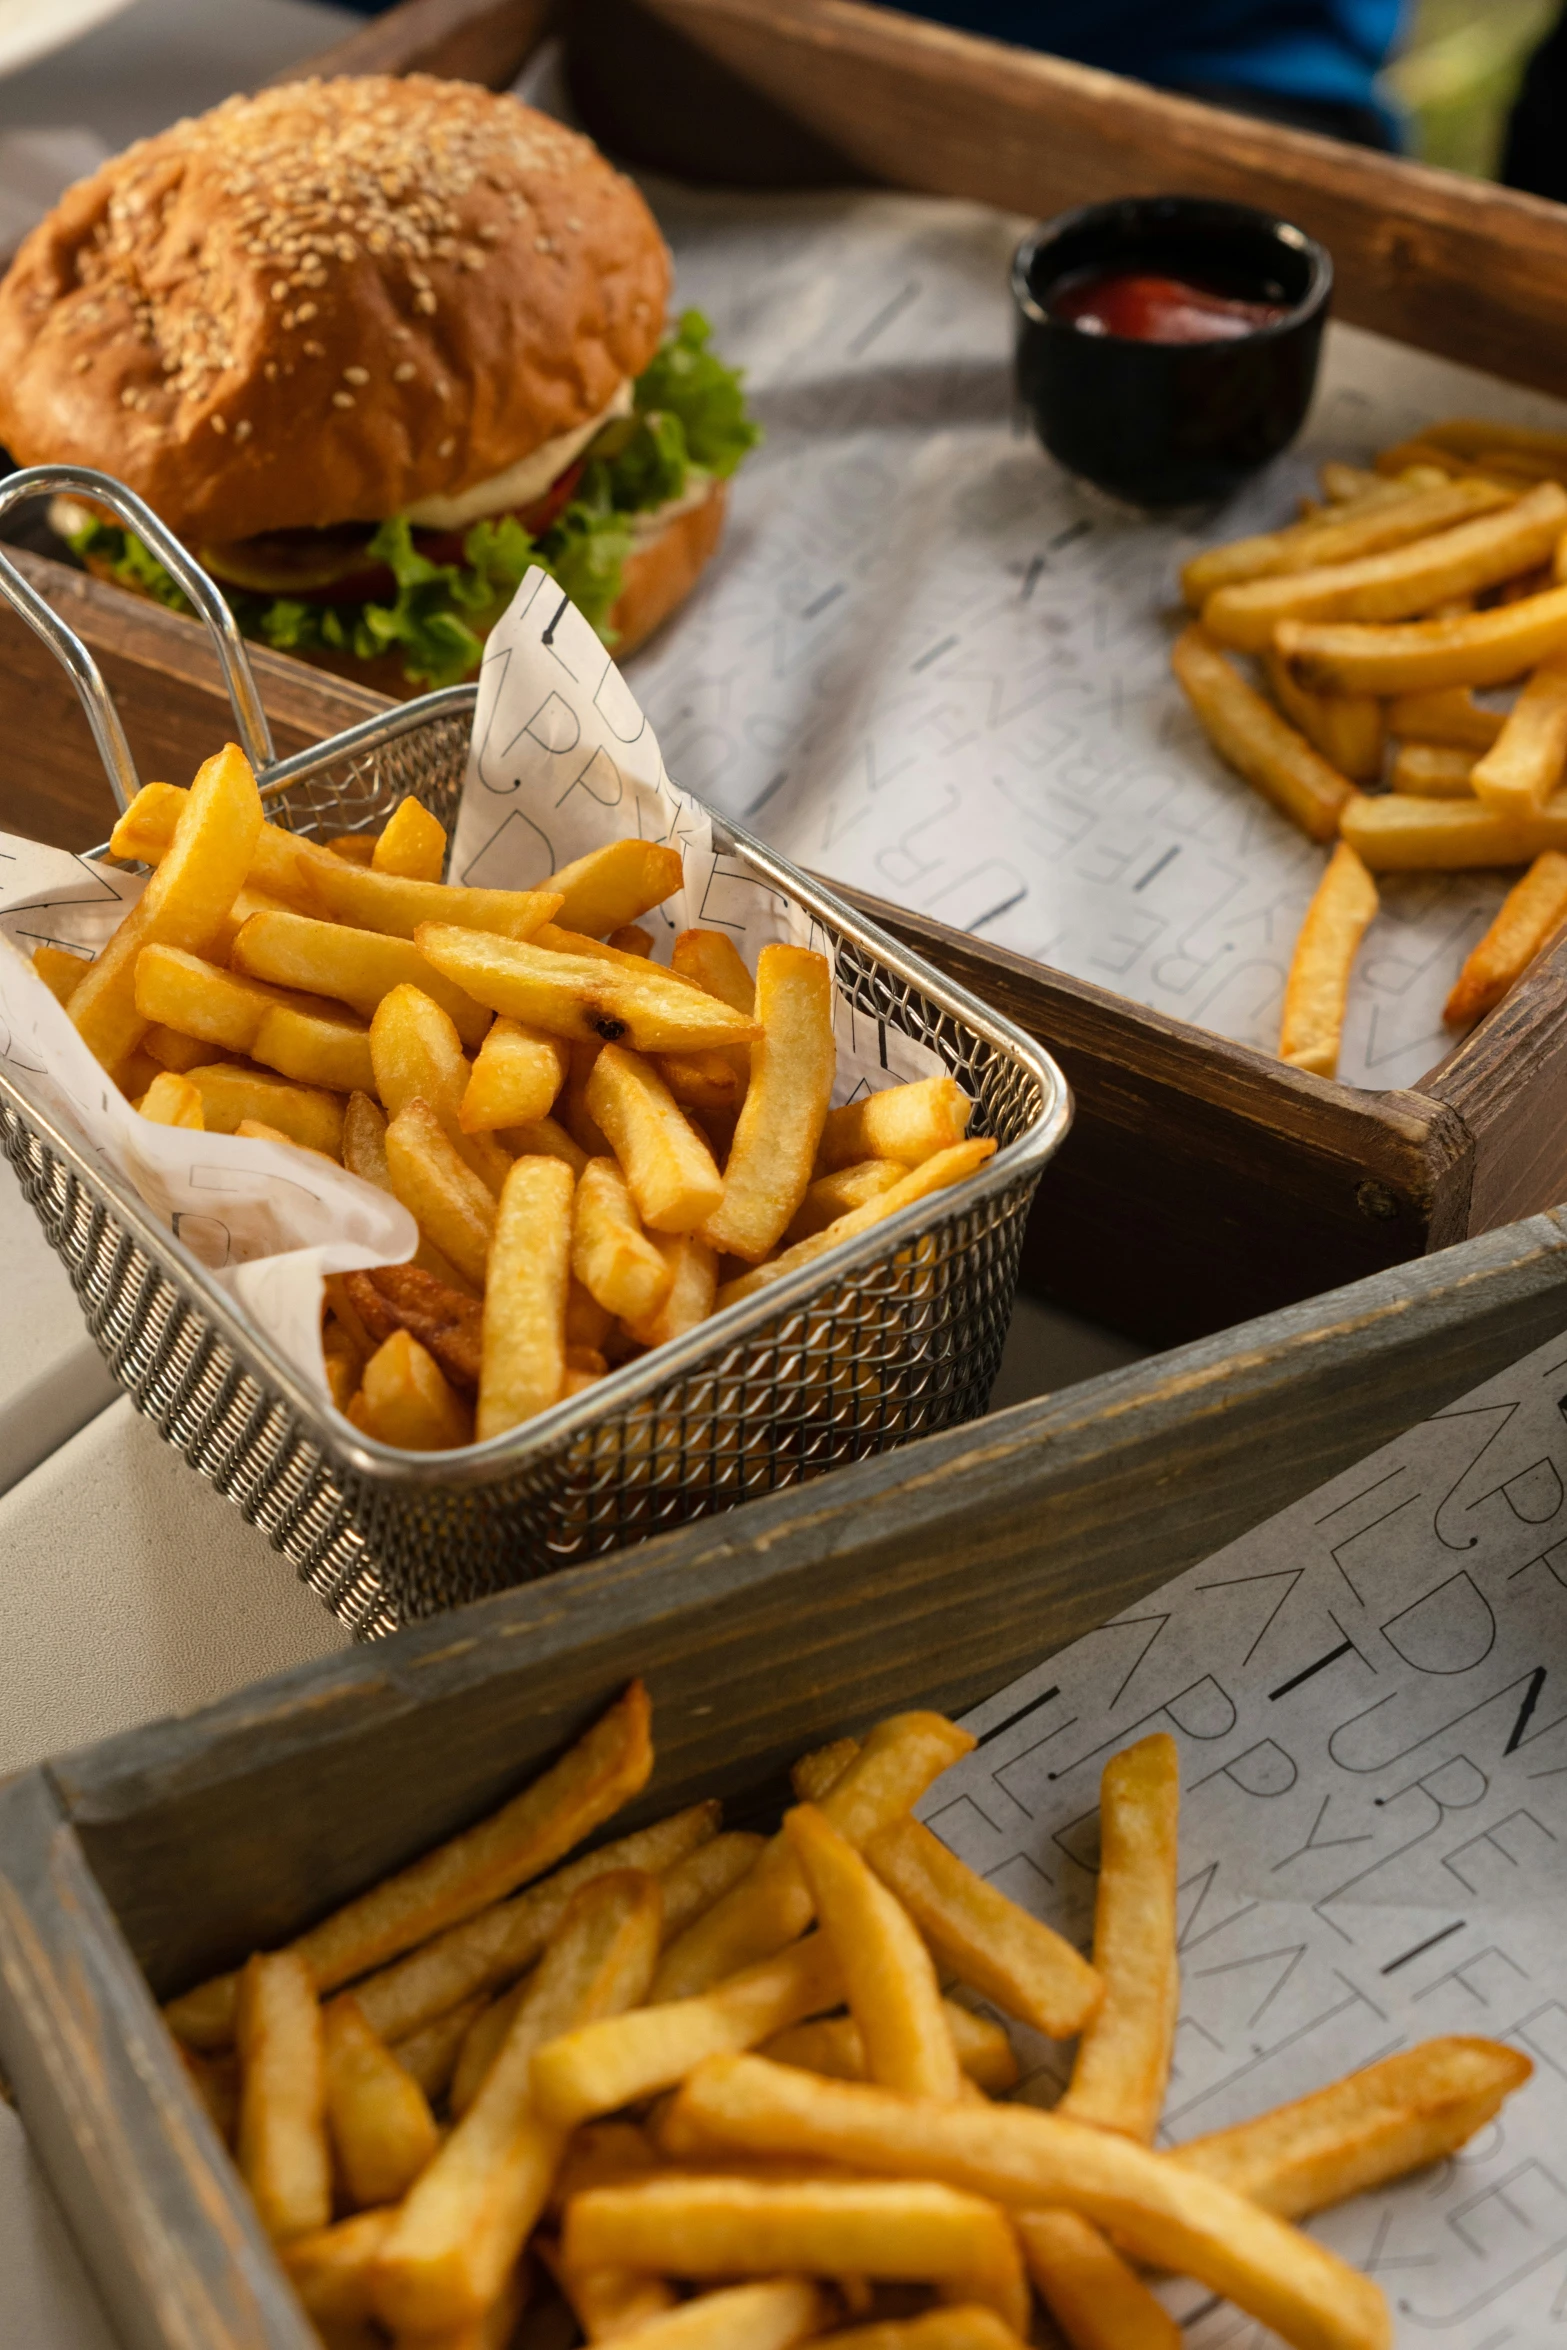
[
  {"xmin": 927, "ymin": 1323, "xmax": 1567, "ymax": 2346},
  {"xmin": 627, "ymin": 184, "xmax": 1567, "ymax": 1094}
]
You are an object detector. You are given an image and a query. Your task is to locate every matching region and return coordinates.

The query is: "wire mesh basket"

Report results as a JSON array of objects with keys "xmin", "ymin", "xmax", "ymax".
[{"xmin": 0, "ymin": 469, "xmax": 1072, "ymax": 1635}]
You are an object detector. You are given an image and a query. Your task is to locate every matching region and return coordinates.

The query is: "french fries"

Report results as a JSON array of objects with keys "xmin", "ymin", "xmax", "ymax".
[
  {"xmin": 1341, "ymin": 788, "xmax": 1565, "ymax": 869},
  {"xmin": 233, "ymin": 908, "xmax": 491, "ymax": 1047},
  {"xmin": 623, "ymin": 1230, "xmax": 718, "ymax": 1349},
  {"xmin": 322, "ymin": 1992, "xmax": 441, "ymax": 2205},
  {"xmin": 385, "ymin": 1100, "xmax": 498, "ymax": 1290},
  {"xmin": 761, "ymin": 2001, "xmax": 1018, "ymax": 2096},
  {"xmin": 235, "ymin": 1950, "xmax": 332, "ymax": 2242},
  {"xmin": 700, "ymin": 946, "xmax": 836, "ymax": 1261},
  {"xmin": 343, "ymin": 1264, "xmax": 483, "ymax": 1392},
  {"xmin": 824, "ymin": 2313, "xmax": 1023, "ymax": 2350},
  {"xmin": 1182, "ymin": 473, "xmax": 1512, "ymax": 606},
  {"xmin": 716, "ymin": 1142, "xmax": 997, "ymax": 1310},
  {"xmin": 784, "ymin": 1160, "xmax": 906, "ymax": 1244},
  {"xmin": 371, "ymin": 983, "xmax": 512, "ymax": 1194},
  {"xmin": 138, "ymin": 1069, "xmax": 205, "ymax": 1128},
  {"xmin": 548, "ymin": 838, "xmax": 685, "ymax": 937},
  {"xmin": 1171, "ymin": 625, "xmax": 1356, "ymax": 843},
  {"xmin": 1016, "ymin": 2209, "xmax": 1180, "ymax": 2350},
  {"xmin": 1277, "ymin": 843, "xmax": 1380, "ymax": 1079},
  {"xmin": 1387, "ymin": 685, "xmax": 1505, "ymax": 749},
  {"xmin": 1444, "ymin": 849, "xmax": 1567, "ymax": 1025},
  {"xmin": 815, "ymin": 1075, "xmax": 972, "ymax": 1173},
  {"xmin": 462, "ymin": 1015, "xmax": 569, "ymax": 1132},
  {"xmin": 1263, "ymin": 650, "xmax": 1385, "ymax": 782},
  {"xmin": 374, "ymin": 795, "xmax": 448, "ymax": 882},
  {"xmin": 585, "ymin": 1045, "xmax": 725, "ymax": 1233},
  {"xmin": 571, "ymin": 1155, "xmax": 673, "ymax": 1323},
  {"xmin": 1471, "ymin": 653, "xmax": 1567, "ymax": 815},
  {"xmin": 186, "ymin": 1061, "xmax": 346, "ymax": 1156},
  {"xmin": 1277, "ymin": 583, "xmax": 1567, "ymax": 694},
  {"xmin": 415, "ymin": 926, "xmax": 761, "ymax": 1055},
  {"xmin": 349, "ymin": 1328, "xmax": 474, "ymax": 1451},
  {"xmin": 1389, "ymin": 742, "xmax": 1475, "ymax": 796},
  {"xmin": 476, "ymin": 1155, "xmax": 575, "ymax": 1440},
  {"xmin": 1057, "ymin": 1734, "xmax": 1179, "ymax": 2141},
  {"xmin": 570, "ymin": 2277, "xmax": 823, "ymax": 2349}
]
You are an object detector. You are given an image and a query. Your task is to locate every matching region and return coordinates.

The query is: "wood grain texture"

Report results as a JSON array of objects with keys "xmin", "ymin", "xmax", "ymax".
[
  {"xmin": 1425, "ymin": 929, "xmax": 1567, "ymax": 1239},
  {"xmin": 270, "ymin": 0, "xmax": 554, "ymax": 86},
  {"xmin": 625, "ymin": 0, "xmax": 1567, "ymax": 404}
]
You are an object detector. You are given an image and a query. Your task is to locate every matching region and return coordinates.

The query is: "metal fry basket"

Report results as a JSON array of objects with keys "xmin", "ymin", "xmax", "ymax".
[{"xmin": 0, "ymin": 469, "xmax": 1072, "ymax": 1635}]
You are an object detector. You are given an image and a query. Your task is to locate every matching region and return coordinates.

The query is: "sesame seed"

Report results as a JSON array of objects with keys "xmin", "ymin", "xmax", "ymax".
[
  {"xmin": 343, "ymin": 365, "xmax": 369, "ymax": 385},
  {"xmin": 415, "ymin": 289, "xmax": 437, "ymax": 314},
  {"xmin": 296, "ymin": 301, "xmax": 317, "ymax": 322},
  {"xmin": 393, "ymin": 360, "xmax": 416, "ymax": 382},
  {"xmin": 73, "ymin": 353, "xmax": 91, "ymax": 373},
  {"xmin": 271, "ymin": 280, "xmax": 289, "ymax": 301},
  {"xmin": 234, "ymin": 418, "xmax": 252, "ymax": 442},
  {"xmin": 211, "ymin": 414, "xmax": 227, "ymax": 433},
  {"xmin": 438, "ymin": 436, "xmax": 454, "ymax": 456},
  {"xmin": 303, "ymin": 340, "xmax": 326, "ymax": 357},
  {"xmin": 333, "ymin": 390, "xmax": 355, "ymax": 408},
  {"xmin": 120, "ymin": 387, "xmax": 137, "ymax": 407},
  {"xmin": 434, "ymin": 378, "xmax": 448, "ymax": 399}
]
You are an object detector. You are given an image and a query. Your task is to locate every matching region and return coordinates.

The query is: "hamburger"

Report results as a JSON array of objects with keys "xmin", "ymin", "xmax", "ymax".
[{"xmin": 0, "ymin": 75, "xmax": 758, "ymax": 695}]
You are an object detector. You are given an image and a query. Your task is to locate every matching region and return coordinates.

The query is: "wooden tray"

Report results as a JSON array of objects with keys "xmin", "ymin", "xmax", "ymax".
[
  {"xmin": 10, "ymin": 0, "xmax": 1567, "ymax": 1347},
  {"xmin": 3, "ymin": 1198, "xmax": 1567, "ymax": 2350}
]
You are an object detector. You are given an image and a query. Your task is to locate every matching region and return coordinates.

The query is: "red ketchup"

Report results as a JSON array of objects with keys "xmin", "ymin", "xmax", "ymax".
[{"xmin": 1050, "ymin": 268, "xmax": 1287, "ymax": 344}]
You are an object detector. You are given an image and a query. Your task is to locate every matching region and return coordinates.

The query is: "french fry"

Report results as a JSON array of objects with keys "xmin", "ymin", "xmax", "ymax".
[
  {"xmin": 671, "ymin": 927, "xmax": 756, "ymax": 1014},
  {"xmin": 652, "ymin": 1713, "xmax": 975, "ymax": 2001},
  {"xmin": 1263, "ymin": 650, "xmax": 1386, "ymax": 782},
  {"xmin": 1277, "ymin": 584, "xmax": 1567, "ymax": 695},
  {"xmin": 372, "ymin": 1870, "xmax": 663, "ymax": 2332},
  {"xmin": 1202, "ymin": 481, "xmax": 1567, "ymax": 649},
  {"xmin": 138, "ymin": 1069, "xmax": 205, "ymax": 1128},
  {"xmin": 349, "ymin": 1330, "xmax": 473, "ymax": 1451},
  {"xmin": 1387, "ymin": 685, "xmax": 1505, "ymax": 749},
  {"xmin": 607, "ymin": 922, "xmax": 656, "ymax": 957},
  {"xmin": 461, "ymin": 1016, "xmax": 569, "ymax": 1132},
  {"xmin": 1390, "ymin": 743, "xmax": 1475, "ymax": 795},
  {"xmin": 700, "ymin": 947, "xmax": 836, "ymax": 1262},
  {"xmin": 477, "ymin": 1154, "xmax": 575, "ymax": 1440},
  {"xmin": 566, "ymin": 1274, "xmax": 615, "ymax": 1353},
  {"xmin": 1444, "ymin": 848, "xmax": 1567, "ymax": 1024},
  {"xmin": 657, "ymin": 1047, "xmax": 742, "ymax": 1115},
  {"xmin": 118, "ymin": 1046, "xmax": 161, "ymax": 1101},
  {"xmin": 235, "ymin": 1949, "xmax": 332, "ymax": 2243},
  {"xmin": 1471, "ymin": 654, "xmax": 1567, "ymax": 815},
  {"xmin": 1278, "ymin": 842, "xmax": 1380, "ymax": 1076},
  {"xmin": 563, "ymin": 1037, "xmax": 612, "ymax": 1156},
  {"xmin": 1175, "ymin": 2036, "xmax": 1533, "ymax": 2219},
  {"xmin": 145, "ymin": 1024, "xmax": 213, "ymax": 1071},
  {"xmin": 392, "ymin": 1994, "xmax": 492, "ymax": 2101},
  {"xmin": 372, "ymin": 985, "xmax": 512, "ymax": 1195},
  {"xmin": 561, "ymin": 2176, "xmax": 1030, "ymax": 2334},
  {"xmin": 281, "ymin": 2207, "xmax": 399, "ymax": 2329},
  {"xmin": 30, "ymin": 943, "xmax": 88, "ymax": 1006},
  {"xmin": 177, "ymin": 2041, "xmax": 239, "ymax": 2145},
  {"xmin": 1181, "ymin": 473, "xmax": 1512, "ymax": 606},
  {"xmin": 164, "ymin": 1682, "xmax": 653, "ymax": 2048},
  {"xmin": 573, "ymin": 1155, "xmax": 675, "ymax": 1322},
  {"xmin": 252, "ymin": 1001, "xmax": 375, "ymax": 1094},
  {"xmin": 400, "ymin": 2262, "xmax": 530, "ymax": 2350},
  {"xmin": 791, "ymin": 1737, "xmax": 861, "ymax": 1803},
  {"xmin": 74, "ymin": 741, "xmax": 264, "ymax": 1074},
  {"xmin": 815, "ymin": 1076, "xmax": 972, "ymax": 1174},
  {"xmin": 623, "ymin": 1231, "xmax": 718, "ymax": 1349},
  {"xmin": 343, "ymin": 1265, "xmax": 483, "ymax": 1393},
  {"xmin": 532, "ymin": 1931, "xmax": 842, "ymax": 2128},
  {"xmin": 323, "ymin": 1993, "xmax": 441, "ymax": 2207},
  {"xmin": 232, "ymin": 909, "xmax": 491, "ymax": 1048},
  {"xmin": 555, "ymin": 2253, "xmax": 679, "ymax": 2342},
  {"xmin": 499, "ymin": 1113, "xmax": 590, "ymax": 1177},
  {"xmin": 783, "ymin": 1161, "xmax": 906, "ymax": 1246},
  {"xmin": 235, "ymin": 1117, "xmax": 331, "ymax": 1156},
  {"xmin": 340, "ymin": 1092, "xmax": 476, "ymax": 1290},
  {"xmin": 452, "ymin": 1983, "xmax": 527, "ymax": 2119},
  {"xmin": 567, "ymin": 2277, "xmax": 825, "ymax": 2349},
  {"xmin": 762, "ymin": 2001, "xmax": 1019, "ymax": 2097},
  {"xmin": 327, "ymin": 832, "xmax": 377, "ymax": 865},
  {"xmin": 784, "ymin": 1805, "xmax": 961, "ymax": 2102},
  {"xmin": 667, "ymin": 2056, "xmax": 1391, "ymax": 2350},
  {"xmin": 374, "ymin": 796, "xmax": 448, "ymax": 883},
  {"xmin": 322, "ymin": 1317, "xmax": 364, "ymax": 1412},
  {"xmin": 819, "ymin": 2312, "xmax": 1024, "ymax": 2350},
  {"xmin": 586, "ymin": 1046, "xmax": 725, "ymax": 1232},
  {"xmin": 133, "ymin": 943, "xmax": 375, "ymax": 1091},
  {"xmin": 415, "ymin": 925, "xmax": 761, "ymax": 1055},
  {"xmin": 1015, "ymin": 2209, "xmax": 1180, "ymax": 2350},
  {"xmin": 1057, "ymin": 1734, "xmax": 1179, "ymax": 2141},
  {"xmin": 352, "ymin": 1805, "xmax": 719, "ymax": 2048},
  {"xmin": 1416, "ymin": 416, "xmax": 1567, "ymax": 465},
  {"xmin": 1342, "ymin": 787, "xmax": 1564, "ymax": 868},
  {"xmin": 716, "ymin": 1142, "xmax": 997, "ymax": 1311},
  {"xmin": 185, "ymin": 1061, "xmax": 346, "ymax": 1156},
  {"xmin": 1170, "ymin": 625, "xmax": 1356, "ymax": 842},
  {"xmin": 864, "ymin": 1815, "xmax": 1102, "ymax": 2040},
  {"xmin": 660, "ymin": 1832, "xmax": 770, "ymax": 1943},
  {"xmin": 548, "ymin": 838, "xmax": 685, "ymax": 937},
  {"xmin": 385, "ymin": 1100, "xmax": 498, "ymax": 1291}
]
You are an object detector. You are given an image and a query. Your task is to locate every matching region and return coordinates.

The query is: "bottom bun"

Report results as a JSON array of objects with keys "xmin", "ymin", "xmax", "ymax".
[{"xmin": 80, "ymin": 477, "xmax": 729, "ymax": 705}]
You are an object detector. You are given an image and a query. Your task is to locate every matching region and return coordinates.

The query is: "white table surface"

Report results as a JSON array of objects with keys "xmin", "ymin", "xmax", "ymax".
[{"xmin": 0, "ymin": 1157, "xmax": 118, "ymax": 1497}]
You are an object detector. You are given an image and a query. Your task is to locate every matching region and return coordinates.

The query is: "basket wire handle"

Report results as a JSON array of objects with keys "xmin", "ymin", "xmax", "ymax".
[{"xmin": 0, "ymin": 464, "xmax": 275, "ymax": 813}]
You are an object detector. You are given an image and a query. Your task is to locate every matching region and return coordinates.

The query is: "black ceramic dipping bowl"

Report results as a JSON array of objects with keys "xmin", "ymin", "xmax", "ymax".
[{"xmin": 1012, "ymin": 196, "xmax": 1332, "ymax": 511}]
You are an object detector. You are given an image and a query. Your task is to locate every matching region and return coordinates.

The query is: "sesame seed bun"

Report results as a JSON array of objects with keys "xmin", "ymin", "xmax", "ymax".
[{"xmin": 0, "ymin": 75, "xmax": 671, "ymax": 544}]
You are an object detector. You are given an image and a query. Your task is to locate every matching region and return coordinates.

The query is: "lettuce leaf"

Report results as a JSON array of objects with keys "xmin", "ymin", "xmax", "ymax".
[{"xmin": 62, "ymin": 313, "xmax": 759, "ymax": 686}]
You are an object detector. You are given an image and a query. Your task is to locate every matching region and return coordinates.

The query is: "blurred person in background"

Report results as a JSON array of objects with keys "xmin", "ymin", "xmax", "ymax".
[{"xmin": 1503, "ymin": 2, "xmax": 1567, "ymax": 202}]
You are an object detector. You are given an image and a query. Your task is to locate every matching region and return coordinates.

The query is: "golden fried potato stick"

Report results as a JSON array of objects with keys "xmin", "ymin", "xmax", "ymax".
[
  {"xmin": 343, "ymin": 1264, "xmax": 482, "ymax": 1394},
  {"xmin": 716, "ymin": 1141, "xmax": 997, "ymax": 1311},
  {"xmin": 322, "ymin": 1993, "xmax": 440, "ymax": 2207},
  {"xmin": 652, "ymin": 1712, "xmax": 975, "ymax": 2001},
  {"xmin": 761, "ymin": 2001, "xmax": 1018, "ymax": 2096},
  {"xmin": 138, "ymin": 1069, "xmax": 205, "ymax": 1128},
  {"xmin": 816, "ymin": 2311, "xmax": 1025, "ymax": 2350},
  {"xmin": 281, "ymin": 2206, "xmax": 399, "ymax": 2330},
  {"xmin": 1387, "ymin": 686, "xmax": 1504, "ymax": 749},
  {"xmin": 391, "ymin": 1994, "xmax": 491, "ymax": 2101},
  {"xmin": 1277, "ymin": 584, "xmax": 1567, "ymax": 695},
  {"xmin": 1342, "ymin": 788, "xmax": 1567, "ymax": 868},
  {"xmin": 1415, "ymin": 416, "xmax": 1567, "ymax": 465},
  {"xmin": 1171, "ymin": 625, "xmax": 1356, "ymax": 843},
  {"xmin": 165, "ymin": 1682, "xmax": 653, "ymax": 2048},
  {"xmin": 784, "ymin": 1803, "xmax": 962, "ymax": 2102},
  {"xmin": 1389, "ymin": 744, "xmax": 1475, "ymax": 796},
  {"xmin": 564, "ymin": 2277, "xmax": 823, "ymax": 2350},
  {"xmin": 1177, "ymin": 2035, "xmax": 1531, "ymax": 2220},
  {"xmin": 1278, "ymin": 843, "xmax": 1380, "ymax": 1079},
  {"xmin": 339, "ymin": 1091, "xmax": 475, "ymax": 1290},
  {"xmin": 587, "ymin": 1045, "xmax": 725, "ymax": 1231},
  {"xmin": 623, "ymin": 1231, "xmax": 718, "ymax": 1350},
  {"xmin": 668, "ymin": 2054, "xmax": 1391, "ymax": 2350},
  {"xmin": 373, "ymin": 796, "xmax": 447, "ymax": 883},
  {"xmin": 145, "ymin": 1023, "xmax": 212, "ymax": 1071},
  {"xmin": 500, "ymin": 1113, "xmax": 590, "ymax": 1177},
  {"xmin": 1182, "ymin": 475, "xmax": 1512, "ymax": 608},
  {"xmin": 572, "ymin": 1155, "xmax": 672, "ymax": 1322},
  {"xmin": 1444, "ymin": 850, "xmax": 1567, "ymax": 1025},
  {"xmin": 385, "ymin": 1099, "xmax": 498, "ymax": 1291},
  {"xmin": 1016, "ymin": 2209, "xmax": 1179, "ymax": 2350},
  {"xmin": 658, "ymin": 1046, "xmax": 742, "ymax": 1115},
  {"xmin": 371, "ymin": 985, "xmax": 510, "ymax": 1194},
  {"xmin": 791, "ymin": 1737, "xmax": 862, "ymax": 1803},
  {"xmin": 235, "ymin": 1116, "xmax": 334, "ymax": 1157},
  {"xmin": 416, "ymin": 925, "xmax": 761, "ymax": 1055},
  {"xmin": 177, "ymin": 2041, "xmax": 238, "ymax": 2144},
  {"xmin": 562, "ymin": 2177, "xmax": 1030, "ymax": 2334},
  {"xmin": 701, "ymin": 946, "xmax": 837, "ymax": 1262},
  {"xmin": 1263, "ymin": 651, "xmax": 1385, "ymax": 783},
  {"xmin": 30, "ymin": 942, "xmax": 87, "ymax": 1007},
  {"xmin": 349, "ymin": 1330, "xmax": 474, "ymax": 1452},
  {"xmin": 401, "ymin": 2261, "xmax": 530, "ymax": 2350},
  {"xmin": 235, "ymin": 1949, "xmax": 332, "ymax": 2243},
  {"xmin": 1202, "ymin": 481, "xmax": 1567, "ymax": 650},
  {"xmin": 547, "ymin": 839, "xmax": 685, "ymax": 938},
  {"xmin": 784, "ymin": 1162, "xmax": 906, "ymax": 1246},
  {"xmin": 532, "ymin": 1931, "xmax": 843, "ymax": 2128},
  {"xmin": 451, "ymin": 1985, "xmax": 527, "ymax": 2119},
  {"xmin": 1058, "ymin": 1734, "xmax": 1179, "ymax": 2141},
  {"xmin": 77, "ymin": 742, "xmax": 264, "ymax": 1075},
  {"xmin": 1471, "ymin": 655, "xmax": 1567, "ymax": 816},
  {"xmin": 462, "ymin": 1016, "xmax": 569, "ymax": 1133},
  {"xmin": 815, "ymin": 1075, "xmax": 972, "ymax": 1174},
  {"xmin": 185, "ymin": 1061, "xmax": 346, "ymax": 1156},
  {"xmin": 477, "ymin": 1154, "xmax": 575, "ymax": 1440},
  {"xmin": 373, "ymin": 1870, "xmax": 663, "ymax": 2332},
  {"xmin": 864, "ymin": 1814, "xmax": 1102, "ymax": 2040},
  {"xmin": 231, "ymin": 909, "xmax": 491, "ymax": 1049}
]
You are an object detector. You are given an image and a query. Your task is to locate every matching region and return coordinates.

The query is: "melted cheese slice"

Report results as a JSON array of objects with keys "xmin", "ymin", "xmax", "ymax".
[{"xmin": 404, "ymin": 381, "xmax": 633, "ymax": 530}]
